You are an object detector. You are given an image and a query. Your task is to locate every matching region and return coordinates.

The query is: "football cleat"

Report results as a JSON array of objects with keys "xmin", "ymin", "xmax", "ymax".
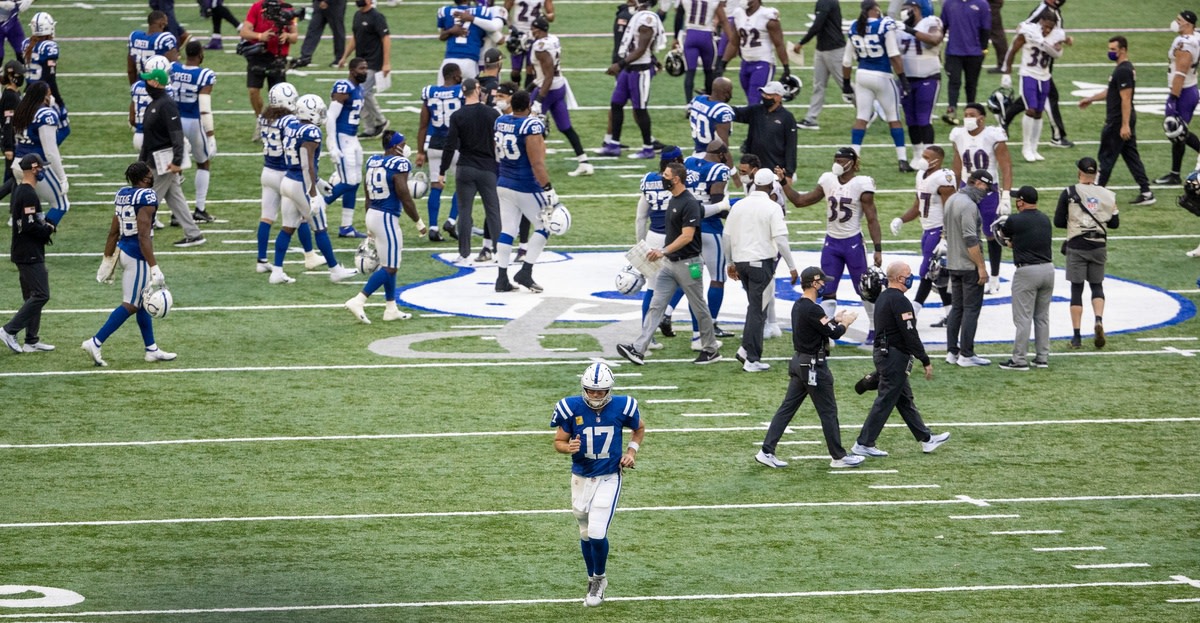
[
  {"xmin": 256, "ymin": 260, "xmax": 271, "ymax": 273},
  {"xmin": 304, "ymin": 251, "xmax": 325, "ymax": 270},
  {"xmin": 144, "ymin": 345, "xmax": 178, "ymax": 362},
  {"xmin": 21, "ymin": 342, "xmax": 55, "ymax": 353},
  {"xmin": 383, "ymin": 306, "xmax": 411, "ymax": 321},
  {"xmin": 567, "ymin": 161, "xmax": 595, "ymax": 177},
  {"xmin": 329, "ymin": 265, "xmax": 357, "ymax": 283},
  {"xmin": 513, "ymin": 267, "xmax": 544, "ymax": 293},
  {"xmin": 269, "ymin": 270, "xmax": 296, "ymax": 284},
  {"xmin": 81, "ymin": 338, "xmax": 107, "ymax": 367},
  {"xmin": 345, "ymin": 295, "xmax": 371, "ymax": 324}
]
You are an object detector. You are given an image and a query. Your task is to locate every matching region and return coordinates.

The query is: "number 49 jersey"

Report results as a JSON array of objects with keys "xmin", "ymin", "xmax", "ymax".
[
  {"xmin": 914, "ymin": 167, "xmax": 956, "ymax": 230},
  {"xmin": 550, "ymin": 394, "xmax": 641, "ymax": 478},
  {"xmin": 817, "ymin": 172, "xmax": 876, "ymax": 239},
  {"xmin": 365, "ymin": 154, "xmax": 412, "ymax": 216},
  {"xmin": 949, "ymin": 125, "xmax": 1007, "ymax": 184}
]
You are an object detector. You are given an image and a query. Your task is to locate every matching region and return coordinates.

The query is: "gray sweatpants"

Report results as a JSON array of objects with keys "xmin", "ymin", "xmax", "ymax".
[
  {"xmin": 360, "ymin": 70, "xmax": 387, "ymax": 132},
  {"xmin": 153, "ymin": 170, "xmax": 200, "ymax": 238},
  {"xmin": 804, "ymin": 46, "xmax": 846, "ymax": 124},
  {"xmin": 1010, "ymin": 262, "xmax": 1054, "ymax": 365},
  {"xmin": 634, "ymin": 257, "xmax": 716, "ymax": 354}
]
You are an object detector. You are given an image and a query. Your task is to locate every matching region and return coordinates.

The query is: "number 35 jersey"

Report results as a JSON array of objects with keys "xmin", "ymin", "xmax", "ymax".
[
  {"xmin": 551, "ymin": 394, "xmax": 641, "ymax": 478},
  {"xmin": 950, "ymin": 125, "xmax": 1008, "ymax": 185},
  {"xmin": 817, "ymin": 172, "xmax": 876, "ymax": 240}
]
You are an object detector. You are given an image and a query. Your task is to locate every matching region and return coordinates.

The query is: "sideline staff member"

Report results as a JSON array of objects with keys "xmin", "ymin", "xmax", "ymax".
[
  {"xmin": 997, "ymin": 185, "xmax": 1053, "ymax": 370},
  {"xmin": 2, "ymin": 154, "xmax": 55, "ymax": 354},
  {"xmin": 240, "ymin": 0, "xmax": 300, "ymax": 117},
  {"xmin": 852, "ymin": 261, "xmax": 949, "ymax": 458},
  {"xmin": 439, "ymin": 78, "xmax": 500, "ymax": 261},
  {"xmin": 1054, "ymin": 156, "xmax": 1118, "ymax": 350},
  {"xmin": 755, "ymin": 267, "xmax": 863, "ymax": 469}
]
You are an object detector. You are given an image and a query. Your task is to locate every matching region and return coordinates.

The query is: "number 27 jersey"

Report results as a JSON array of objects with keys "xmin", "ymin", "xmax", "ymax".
[{"xmin": 818, "ymin": 172, "xmax": 876, "ymax": 240}]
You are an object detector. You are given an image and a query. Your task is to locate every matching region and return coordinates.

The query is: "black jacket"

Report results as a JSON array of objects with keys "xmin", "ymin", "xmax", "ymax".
[{"xmin": 9, "ymin": 183, "xmax": 54, "ymax": 264}]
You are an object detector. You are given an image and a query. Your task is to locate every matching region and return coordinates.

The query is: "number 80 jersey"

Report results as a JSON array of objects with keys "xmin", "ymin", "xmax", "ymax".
[
  {"xmin": 495, "ymin": 113, "xmax": 546, "ymax": 193},
  {"xmin": 817, "ymin": 172, "xmax": 876, "ymax": 240}
]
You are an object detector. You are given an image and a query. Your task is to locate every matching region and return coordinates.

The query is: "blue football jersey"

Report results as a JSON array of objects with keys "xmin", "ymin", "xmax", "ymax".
[
  {"xmin": 15, "ymin": 106, "xmax": 61, "ymax": 159},
  {"xmin": 24, "ymin": 38, "xmax": 58, "ymax": 84},
  {"xmin": 284, "ymin": 122, "xmax": 323, "ymax": 182},
  {"xmin": 170, "ymin": 62, "xmax": 216, "ymax": 120},
  {"xmin": 495, "ymin": 114, "xmax": 545, "ymax": 193},
  {"xmin": 330, "ymin": 79, "xmax": 364, "ymax": 135},
  {"xmin": 849, "ymin": 17, "xmax": 898, "ymax": 73},
  {"xmin": 438, "ymin": 4, "xmax": 489, "ymax": 60},
  {"xmin": 639, "ymin": 172, "xmax": 672, "ymax": 235},
  {"xmin": 261, "ymin": 114, "xmax": 296, "ymax": 171},
  {"xmin": 130, "ymin": 81, "xmax": 151, "ymax": 132},
  {"xmin": 128, "ymin": 30, "xmax": 178, "ymax": 76},
  {"xmin": 684, "ymin": 156, "xmax": 731, "ymax": 233},
  {"xmin": 550, "ymin": 394, "xmax": 641, "ymax": 478},
  {"xmin": 421, "ymin": 84, "xmax": 463, "ymax": 149},
  {"xmin": 115, "ymin": 186, "xmax": 159, "ymax": 260},
  {"xmin": 687, "ymin": 94, "xmax": 734, "ymax": 154},
  {"xmin": 365, "ymin": 154, "xmax": 413, "ymax": 216}
]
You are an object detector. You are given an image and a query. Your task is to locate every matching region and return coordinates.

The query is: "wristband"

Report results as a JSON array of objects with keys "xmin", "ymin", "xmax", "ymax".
[
  {"xmin": 627, "ymin": 441, "xmax": 639, "ymax": 452},
  {"xmin": 542, "ymin": 182, "xmax": 553, "ymax": 191},
  {"xmin": 873, "ymin": 244, "xmax": 883, "ymax": 253}
]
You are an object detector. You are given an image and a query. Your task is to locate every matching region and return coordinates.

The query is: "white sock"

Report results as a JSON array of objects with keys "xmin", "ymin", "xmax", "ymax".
[
  {"xmin": 820, "ymin": 298, "xmax": 837, "ymax": 318},
  {"xmin": 911, "ymin": 143, "xmax": 925, "ymax": 163},
  {"xmin": 863, "ymin": 300, "xmax": 876, "ymax": 331},
  {"xmin": 896, "ymin": 144, "xmax": 907, "ymax": 160},
  {"xmin": 194, "ymin": 168, "xmax": 210, "ymax": 212},
  {"xmin": 522, "ymin": 231, "xmax": 549, "ymax": 264},
  {"xmin": 341, "ymin": 206, "xmax": 354, "ymax": 228},
  {"xmin": 496, "ymin": 242, "xmax": 512, "ymax": 269},
  {"xmin": 851, "ymin": 144, "xmax": 862, "ymax": 156},
  {"xmin": 1033, "ymin": 117, "xmax": 1044, "ymax": 152},
  {"xmin": 603, "ymin": 133, "xmax": 613, "ymax": 144},
  {"xmin": 1022, "ymin": 115, "xmax": 1035, "ymax": 154}
]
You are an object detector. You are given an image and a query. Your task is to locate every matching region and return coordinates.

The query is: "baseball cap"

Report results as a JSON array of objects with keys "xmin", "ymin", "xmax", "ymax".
[
  {"xmin": 753, "ymin": 168, "xmax": 776, "ymax": 186},
  {"xmin": 1183, "ymin": 10, "xmax": 1198, "ymax": 25},
  {"xmin": 1076, "ymin": 157, "xmax": 1098, "ymax": 174},
  {"xmin": 800, "ymin": 266, "xmax": 831, "ymax": 287},
  {"xmin": 484, "ymin": 47, "xmax": 503, "ymax": 64},
  {"xmin": 1014, "ymin": 185, "xmax": 1038, "ymax": 204},
  {"xmin": 140, "ymin": 67, "xmax": 171, "ymax": 86},
  {"xmin": 759, "ymin": 81, "xmax": 786, "ymax": 97},
  {"xmin": 496, "ymin": 82, "xmax": 517, "ymax": 96},
  {"xmin": 19, "ymin": 153, "xmax": 45, "ymax": 170},
  {"xmin": 968, "ymin": 169, "xmax": 995, "ymax": 185},
  {"xmin": 531, "ymin": 15, "xmax": 550, "ymax": 31}
]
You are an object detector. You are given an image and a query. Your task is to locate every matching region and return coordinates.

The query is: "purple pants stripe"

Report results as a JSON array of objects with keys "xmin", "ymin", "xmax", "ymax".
[
  {"xmin": 739, "ymin": 60, "xmax": 774, "ymax": 106},
  {"xmin": 901, "ymin": 76, "xmax": 940, "ymax": 127}
]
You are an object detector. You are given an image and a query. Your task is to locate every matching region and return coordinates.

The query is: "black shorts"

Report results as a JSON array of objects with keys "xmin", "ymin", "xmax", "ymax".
[{"xmin": 245, "ymin": 53, "xmax": 288, "ymax": 89}]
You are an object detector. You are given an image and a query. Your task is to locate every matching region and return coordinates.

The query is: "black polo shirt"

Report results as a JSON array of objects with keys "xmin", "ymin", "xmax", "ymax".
[
  {"xmin": 352, "ymin": 8, "xmax": 390, "ymax": 70},
  {"xmin": 790, "ymin": 297, "xmax": 845, "ymax": 356},
  {"xmin": 873, "ymin": 287, "xmax": 930, "ymax": 366},
  {"xmin": 665, "ymin": 191, "xmax": 703, "ymax": 260},
  {"xmin": 1002, "ymin": 208, "xmax": 1053, "ymax": 266},
  {"xmin": 1105, "ymin": 61, "xmax": 1135, "ymax": 126},
  {"xmin": 440, "ymin": 102, "xmax": 500, "ymax": 176}
]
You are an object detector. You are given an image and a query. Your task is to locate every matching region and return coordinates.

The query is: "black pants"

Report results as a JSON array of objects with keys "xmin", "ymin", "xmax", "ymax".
[
  {"xmin": 944, "ymin": 54, "xmax": 984, "ymax": 109},
  {"xmin": 299, "ymin": 0, "xmax": 347, "ymax": 62},
  {"xmin": 856, "ymin": 348, "xmax": 932, "ymax": 448},
  {"xmin": 761, "ymin": 357, "xmax": 847, "ymax": 460},
  {"xmin": 734, "ymin": 258, "xmax": 774, "ymax": 362},
  {"xmin": 454, "ymin": 166, "xmax": 501, "ymax": 258},
  {"xmin": 988, "ymin": 1, "xmax": 1007, "ymax": 69},
  {"xmin": 3, "ymin": 261, "xmax": 49, "ymax": 344},
  {"xmin": 1097, "ymin": 120, "xmax": 1150, "ymax": 192}
]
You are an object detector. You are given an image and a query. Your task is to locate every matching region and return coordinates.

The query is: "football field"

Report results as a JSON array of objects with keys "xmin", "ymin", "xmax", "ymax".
[{"xmin": 0, "ymin": 0, "xmax": 1198, "ymax": 620}]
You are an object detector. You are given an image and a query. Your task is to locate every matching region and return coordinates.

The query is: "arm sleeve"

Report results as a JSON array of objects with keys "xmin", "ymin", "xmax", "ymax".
[
  {"xmin": 811, "ymin": 305, "xmax": 846, "ymax": 340},
  {"xmin": 773, "ymin": 234, "xmax": 795, "ymax": 270},
  {"xmin": 1053, "ymin": 188, "xmax": 1069, "ymax": 228},
  {"xmin": 472, "ymin": 14, "xmax": 502, "ymax": 33},
  {"xmin": 635, "ymin": 195, "xmax": 649, "ymax": 241},
  {"xmin": 325, "ymin": 99, "xmax": 342, "ymax": 143},
  {"xmin": 798, "ymin": 0, "xmax": 828, "ymax": 46},
  {"xmin": 883, "ymin": 27, "xmax": 901, "ymax": 57},
  {"xmin": 784, "ymin": 117, "xmax": 797, "ymax": 177},
  {"xmin": 37, "ymin": 125, "xmax": 67, "ymax": 182},
  {"xmin": 842, "ymin": 43, "xmax": 855, "ymax": 68},
  {"xmin": 1108, "ymin": 212, "xmax": 1119, "ymax": 229},
  {"xmin": 167, "ymin": 109, "xmax": 186, "ymax": 166},
  {"xmin": 672, "ymin": 7, "xmax": 683, "ymax": 38}
]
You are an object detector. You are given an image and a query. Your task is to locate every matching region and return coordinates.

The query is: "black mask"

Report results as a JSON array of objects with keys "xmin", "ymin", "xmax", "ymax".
[
  {"xmin": 356, "ymin": 0, "xmax": 368, "ymax": 6},
  {"xmin": 353, "ymin": 72, "xmax": 368, "ymax": 84},
  {"xmin": 661, "ymin": 176, "xmax": 675, "ymax": 191}
]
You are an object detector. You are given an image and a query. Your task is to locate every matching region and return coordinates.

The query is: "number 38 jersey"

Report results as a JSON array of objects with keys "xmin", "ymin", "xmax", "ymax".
[
  {"xmin": 817, "ymin": 171, "xmax": 876, "ymax": 240},
  {"xmin": 114, "ymin": 186, "xmax": 159, "ymax": 261},
  {"xmin": 914, "ymin": 167, "xmax": 956, "ymax": 231},
  {"xmin": 1017, "ymin": 22, "xmax": 1065, "ymax": 81},
  {"xmin": 365, "ymin": 154, "xmax": 412, "ymax": 216},
  {"xmin": 949, "ymin": 125, "xmax": 1008, "ymax": 184},
  {"xmin": 420, "ymin": 83, "xmax": 463, "ymax": 150},
  {"xmin": 551, "ymin": 394, "xmax": 641, "ymax": 478},
  {"xmin": 495, "ymin": 113, "xmax": 545, "ymax": 192}
]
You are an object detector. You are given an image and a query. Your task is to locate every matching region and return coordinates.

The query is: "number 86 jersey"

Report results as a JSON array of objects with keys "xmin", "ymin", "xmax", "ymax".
[{"xmin": 817, "ymin": 172, "xmax": 876, "ymax": 240}]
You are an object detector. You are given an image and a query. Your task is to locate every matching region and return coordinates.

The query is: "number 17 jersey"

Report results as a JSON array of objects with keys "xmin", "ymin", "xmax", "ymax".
[
  {"xmin": 551, "ymin": 394, "xmax": 641, "ymax": 478},
  {"xmin": 817, "ymin": 172, "xmax": 876, "ymax": 239}
]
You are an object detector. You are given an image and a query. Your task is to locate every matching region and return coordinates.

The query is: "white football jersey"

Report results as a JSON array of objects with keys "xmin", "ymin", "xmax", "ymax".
[
  {"xmin": 730, "ymin": 5, "xmax": 779, "ymax": 63},
  {"xmin": 817, "ymin": 172, "xmax": 876, "ymax": 239},
  {"xmin": 1169, "ymin": 32, "xmax": 1200, "ymax": 88},
  {"xmin": 915, "ymin": 167, "xmax": 956, "ymax": 230},
  {"xmin": 530, "ymin": 34, "xmax": 566, "ymax": 90},
  {"xmin": 950, "ymin": 125, "xmax": 1008, "ymax": 184},
  {"xmin": 898, "ymin": 16, "xmax": 942, "ymax": 78},
  {"xmin": 1017, "ymin": 22, "xmax": 1064, "ymax": 81},
  {"xmin": 619, "ymin": 10, "xmax": 666, "ymax": 65},
  {"xmin": 680, "ymin": 0, "xmax": 725, "ymax": 30},
  {"xmin": 509, "ymin": 0, "xmax": 546, "ymax": 33}
]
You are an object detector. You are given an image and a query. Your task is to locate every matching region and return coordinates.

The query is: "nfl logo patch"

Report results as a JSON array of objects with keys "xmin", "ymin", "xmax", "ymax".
[
  {"xmin": 1086, "ymin": 197, "xmax": 1100, "ymax": 213},
  {"xmin": 575, "ymin": 416, "xmax": 583, "ymax": 425}
]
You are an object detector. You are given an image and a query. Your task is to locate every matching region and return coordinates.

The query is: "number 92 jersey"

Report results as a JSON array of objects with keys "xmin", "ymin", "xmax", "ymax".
[
  {"xmin": 949, "ymin": 125, "xmax": 1007, "ymax": 183},
  {"xmin": 550, "ymin": 394, "xmax": 641, "ymax": 478},
  {"xmin": 817, "ymin": 172, "xmax": 875, "ymax": 239},
  {"xmin": 114, "ymin": 186, "xmax": 159, "ymax": 261},
  {"xmin": 365, "ymin": 154, "xmax": 412, "ymax": 215},
  {"xmin": 495, "ymin": 113, "xmax": 545, "ymax": 192}
]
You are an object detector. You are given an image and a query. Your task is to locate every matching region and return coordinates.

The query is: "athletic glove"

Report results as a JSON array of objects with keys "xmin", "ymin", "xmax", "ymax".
[
  {"xmin": 933, "ymin": 238, "xmax": 947, "ymax": 257},
  {"xmin": 841, "ymin": 79, "xmax": 855, "ymax": 105},
  {"xmin": 538, "ymin": 183, "xmax": 558, "ymax": 209},
  {"xmin": 714, "ymin": 58, "xmax": 727, "ymax": 78},
  {"xmin": 96, "ymin": 255, "xmax": 117, "ymax": 284},
  {"xmin": 897, "ymin": 76, "xmax": 910, "ymax": 100},
  {"xmin": 781, "ymin": 66, "xmax": 792, "ymax": 82},
  {"xmin": 316, "ymin": 178, "xmax": 333, "ymax": 196},
  {"xmin": 530, "ymin": 100, "xmax": 543, "ymax": 117},
  {"xmin": 999, "ymin": 190, "xmax": 1013, "ymax": 216},
  {"xmin": 890, "ymin": 217, "xmax": 904, "ymax": 235},
  {"xmin": 414, "ymin": 218, "xmax": 427, "ymax": 236},
  {"xmin": 206, "ymin": 135, "xmax": 217, "ymax": 157},
  {"xmin": 1000, "ymin": 73, "xmax": 1012, "ymax": 89},
  {"xmin": 150, "ymin": 265, "xmax": 166, "ymax": 288}
]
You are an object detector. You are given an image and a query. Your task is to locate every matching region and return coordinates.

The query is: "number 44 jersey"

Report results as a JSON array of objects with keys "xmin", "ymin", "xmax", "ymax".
[{"xmin": 817, "ymin": 172, "xmax": 876, "ymax": 240}]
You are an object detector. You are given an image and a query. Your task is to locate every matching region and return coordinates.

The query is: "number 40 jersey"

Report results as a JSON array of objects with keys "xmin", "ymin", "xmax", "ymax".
[{"xmin": 817, "ymin": 172, "xmax": 876, "ymax": 239}]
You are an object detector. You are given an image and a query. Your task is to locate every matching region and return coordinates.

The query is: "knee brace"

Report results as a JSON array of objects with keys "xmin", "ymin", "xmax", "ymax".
[
  {"xmin": 1070, "ymin": 282, "xmax": 1085, "ymax": 306},
  {"xmin": 1089, "ymin": 282, "xmax": 1104, "ymax": 300}
]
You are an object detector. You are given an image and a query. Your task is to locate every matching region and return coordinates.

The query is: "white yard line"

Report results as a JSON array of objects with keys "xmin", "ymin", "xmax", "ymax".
[
  {"xmin": 644, "ymin": 398, "xmax": 713, "ymax": 404},
  {"xmin": 870, "ymin": 484, "xmax": 941, "ymax": 489},
  {"xmin": 991, "ymin": 530, "xmax": 1064, "ymax": 535},
  {"xmin": 948, "ymin": 514, "xmax": 1021, "ymax": 520},
  {"xmin": 828, "ymin": 469, "xmax": 898, "ymax": 475},
  {"xmin": 682, "ymin": 412, "xmax": 753, "ymax": 417},
  {"xmin": 1074, "ymin": 563, "xmax": 1151, "ymax": 569},
  {"xmin": 1033, "ymin": 546, "xmax": 1109, "ymax": 552}
]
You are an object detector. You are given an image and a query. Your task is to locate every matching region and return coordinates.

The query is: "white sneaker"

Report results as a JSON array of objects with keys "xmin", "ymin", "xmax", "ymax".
[
  {"xmin": 329, "ymin": 265, "xmax": 357, "ymax": 283},
  {"xmin": 255, "ymin": 260, "xmax": 271, "ymax": 274},
  {"xmin": 735, "ymin": 346, "xmax": 747, "ymax": 363},
  {"xmin": 304, "ymin": 251, "xmax": 324, "ymax": 270},
  {"xmin": 1, "ymin": 330, "xmax": 20, "ymax": 353},
  {"xmin": 945, "ymin": 352, "xmax": 958, "ymax": 364},
  {"xmin": 830, "ymin": 454, "xmax": 866, "ymax": 468},
  {"xmin": 763, "ymin": 323, "xmax": 783, "ymax": 339},
  {"xmin": 568, "ymin": 161, "xmax": 595, "ymax": 177},
  {"xmin": 269, "ymin": 270, "xmax": 295, "ymax": 284},
  {"xmin": 1187, "ymin": 244, "xmax": 1200, "ymax": 257},
  {"xmin": 957, "ymin": 355, "xmax": 992, "ymax": 367},
  {"xmin": 81, "ymin": 338, "xmax": 107, "ymax": 367},
  {"xmin": 584, "ymin": 575, "xmax": 607, "ymax": 607},
  {"xmin": 691, "ymin": 338, "xmax": 722, "ymax": 351},
  {"xmin": 742, "ymin": 360, "xmax": 770, "ymax": 372},
  {"xmin": 755, "ymin": 450, "xmax": 788, "ymax": 468},
  {"xmin": 382, "ymin": 306, "xmax": 411, "ymax": 321},
  {"xmin": 851, "ymin": 443, "xmax": 889, "ymax": 457},
  {"xmin": 22, "ymin": 342, "xmax": 55, "ymax": 352},
  {"xmin": 647, "ymin": 339, "xmax": 664, "ymax": 350},
  {"xmin": 144, "ymin": 345, "xmax": 177, "ymax": 362},
  {"xmin": 345, "ymin": 295, "xmax": 371, "ymax": 324},
  {"xmin": 921, "ymin": 431, "xmax": 950, "ymax": 453}
]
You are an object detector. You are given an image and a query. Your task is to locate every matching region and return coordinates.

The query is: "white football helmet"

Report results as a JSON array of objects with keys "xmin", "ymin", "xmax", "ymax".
[
  {"xmin": 268, "ymin": 82, "xmax": 300, "ymax": 112},
  {"xmin": 581, "ymin": 362, "xmax": 615, "ymax": 409},
  {"xmin": 30, "ymin": 12, "xmax": 54, "ymax": 37},
  {"xmin": 142, "ymin": 54, "xmax": 172, "ymax": 81},
  {"xmin": 1164, "ymin": 115, "xmax": 1189, "ymax": 144},
  {"xmin": 295, "ymin": 94, "xmax": 326, "ymax": 125},
  {"xmin": 142, "ymin": 286, "xmax": 173, "ymax": 319},
  {"xmin": 355, "ymin": 237, "xmax": 380, "ymax": 274},
  {"xmin": 544, "ymin": 202, "xmax": 571, "ymax": 235},
  {"xmin": 614, "ymin": 265, "xmax": 646, "ymax": 295},
  {"xmin": 408, "ymin": 170, "xmax": 429, "ymax": 200}
]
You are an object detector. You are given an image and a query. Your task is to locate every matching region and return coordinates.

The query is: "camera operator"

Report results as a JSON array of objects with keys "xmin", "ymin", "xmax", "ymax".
[{"xmin": 239, "ymin": 0, "xmax": 300, "ymax": 118}]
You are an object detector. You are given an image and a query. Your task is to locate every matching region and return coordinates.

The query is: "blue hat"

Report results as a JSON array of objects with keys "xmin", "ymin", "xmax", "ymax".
[
  {"xmin": 385, "ymin": 131, "xmax": 406, "ymax": 150},
  {"xmin": 659, "ymin": 145, "xmax": 683, "ymax": 162}
]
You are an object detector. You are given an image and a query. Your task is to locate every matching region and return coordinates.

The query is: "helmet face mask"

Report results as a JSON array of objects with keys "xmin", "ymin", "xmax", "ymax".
[
  {"xmin": 780, "ymin": 74, "xmax": 803, "ymax": 102},
  {"xmin": 858, "ymin": 266, "xmax": 886, "ymax": 303},
  {"xmin": 987, "ymin": 87, "xmax": 1015, "ymax": 125},
  {"xmin": 268, "ymin": 82, "xmax": 299, "ymax": 111},
  {"xmin": 1164, "ymin": 115, "xmax": 1188, "ymax": 144},
  {"xmin": 581, "ymin": 363, "xmax": 615, "ymax": 409},
  {"xmin": 664, "ymin": 50, "xmax": 685, "ymax": 77},
  {"xmin": 30, "ymin": 12, "xmax": 55, "ymax": 37}
]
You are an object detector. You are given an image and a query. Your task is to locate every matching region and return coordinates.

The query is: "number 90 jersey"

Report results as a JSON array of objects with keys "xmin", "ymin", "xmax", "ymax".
[
  {"xmin": 950, "ymin": 125, "xmax": 1007, "ymax": 184},
  {"xmin": 915, "ymin": 167, "xmax": 956, "ymax": 230},
  {"xmin": 551, "ymin": 394, "xmax": 641, "ymax": 478},
  {"xmin": 365, "ymin": 154, "xmax": 412, "ymax": 216},
  {"xmin": 495, "ymin": 113, "xmax": 546, "ymax": 193},
  {"xmin": 114, "ymin": 186, "xmax": 159, "ymax": 261},
  {"xmin": 817, "ymin": 172, "xmax": 876, "ymax": 239}
]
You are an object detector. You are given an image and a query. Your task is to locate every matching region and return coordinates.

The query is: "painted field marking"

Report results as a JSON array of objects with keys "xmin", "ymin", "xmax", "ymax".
[
  {"xmin": 1137, "ymin": 337, "xmax": 1198, "ymax": 342},
  {"xmin": 682, "ymin": 412, "xmax": 752, "ymax": 417},
  {"xmin": 610, "ymin": 372, "xmax": 642, "ymax": 377},
  {"xmin": 789, "ymin": 456, "xmax": 833, "ymax": 461},
  {"xmin": 544, "ymin": 348, "xmax": 578, "ymax": 352},
  {"xmin": 450, "ymin": 324, "xmax": 506, "ymax": 329},
  {"xmin": 827, "ymin": 469, "xmax": 898, "ymax": 475},
  {"xmin": 1167, "ymin": 598, "xmax": 1200, "ymax": 603},
  {"xmin": 645, "ymin": 399, "xmax": 713, "ymax": 404},
  {"xmin": 1163, "ymin": 347, "xmax": 1197, "ymax": 357},
  {"xmin": 1074, "ymin": 563, "xmax": 1151, "ymax": 569},
  {"xmin": 991, "ymin": 530, "xmax": 1064, "ymax": 535},
  {"xmin": 948, "ymin": 514, "xmax": 1021, "ymax": 520},
  {"xmin": 770, "ymin": 440, "xmax": 822, "ymax": 445},
  {"xmin": 1033, "ymin": 546, "xmax": 1109, "ymax": 552},
  {"xmin": 616, "ymin": 386, "xmax": 677, "ymax": 391},
  {"xmin": 870, "ymin": 484, "xmax": 941, "ymax": 489},
  {"xmin": 956, "ymin": 495, "xmax": 991, "ymax": 507}
]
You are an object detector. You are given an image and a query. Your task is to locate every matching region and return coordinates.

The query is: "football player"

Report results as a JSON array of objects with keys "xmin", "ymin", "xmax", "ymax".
[
  {"xmin": 719, "ymin": 0, "xmax": 788, "ymax": 106},
  {"xmin": 23, "ymin": 11, "xmax": 67, "ymax": 140},
  {"xmin": 635, "ymin": 146, "xmax": 686, "ymax": 344},
  {"xmin": 528, "ymin": 17, "xmax": 592, "ymax": 177},
  {"xmin": 437, "ymin": 0, "xmax": 504, "ymax": 84},
  {"xmin": 896, "ymin": 0, "xmax": 944, "ymax": 169},
  {"xmin": 596, "ymin": 0, "xmax": 664, "ymax": 159},
  {"xmin": 83, "ymin": 161, "xmax": 177, "ymax": 367},
  {"xmin": 269, "ymin": 93, "xmax": 356, "ymax": 284},
  {"xmin": 171, "ymin": 40, "xmax": 218, "ymax": 224},
  {"xmin": 256, "ymin": 82, "xmax": 319, "ymax": 274},
  {"xmin": 494, "ymin": 89, "xmax": 554, "ymax": 293},
  {"xmin": 128, "ymin": 10, "xmax": 179, "ymax": 85},
  {"xmin": 890, "ymin": 145, "xmax": 955, "ymax": 325},
  {"xmin": 666, "ymin": 0, "xmax": 735, "ymax": 102},
  {"xmin": 784, "ymin": 147, "xmax": 884, "ymax": 343},
  {"xmin": 12, "ymin": 81, "xmax": 68, "ymax": 225},
  {"xmin": 1155, "ymin": 10, "xmax": 1200, "ymax": 185},
  {"xmin": 325, "ymin": 58, "xmax": 369, "ymax": 239},
  {"xmin": 551, "ymin": 362, "xmax": 645, "ymax": 608},
  {"xmin": 344, "ymin": 130, "xmax": 427, "ymax": 324},
  {"xmin": 842, "ymin": 0, "xmax": 913, "ymax": 172},
  {"xmin": 416, "ymin": 63, "xmax": 464, "ymax": 242},
  {"xmin": 0, "ymin": 0, "xmax": 31, "ymax": 64},
  {"xmin": 504, "ymin": 0, "xmax": 553, "ymax": 87},
  {"xmin": 684, "ymin": 138, "xmax": 735, "ymax": 343},
  {"xmin": 687, "ymin": 76, "xmax": 733, "ymax": 160},
  {"xmin": 950, "ymin": 102, "xmax": 1014, "ymax": 294},
  {"xmin": 1000, "ymin": 11, "xmax": 1064, "ymax": 162}
]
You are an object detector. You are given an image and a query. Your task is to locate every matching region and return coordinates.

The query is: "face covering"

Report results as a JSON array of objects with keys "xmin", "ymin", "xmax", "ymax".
[
  {"xmin": 963, "ymin": 183, "xmax": 988, "ymax": 203},
  {"xmin": 496, "ymin": 98, "xmax": 511, "ymax": 112},
  {"xmin": 900, "ymin": 8, "xmax": 912, "ymax": 23},
  {"xmin": 913, "ymin": 157, "xmax": 930, "ymax": 171},
  {"xmin": 1172, "ymin": 20, "xmax": 1182, "ymax": 33},
  {"xmin": 1108, "ymin": 51, "xmax": 1119, "ymax": 61},
  {"xmin": 738, "ymin": 173, "xmax": 752, "ymax": 186},
  {"xmin": 831, "ymin": 162, "xmax": 846, "ymax": 176},
  {"xmin": 401, "ymin": 144, "xmax": 412, "ymax": 159},
  {"xmin": 814, "ymin": 282, "xmax": 825, "ymax": 297},
  {"xmin": 963, "ymin": 116, "xmax": 980, "ymax": 131},
  {"xmin": 661, "ymin": 176, "xmax": 675, "ymax": 191},
  {"xmin": 902, "ymin": 274, "xmax": 916, "ymax": 289},
  {"xmin": 356, "ymin": 0, "xmax": 368, "ymax": 6}
]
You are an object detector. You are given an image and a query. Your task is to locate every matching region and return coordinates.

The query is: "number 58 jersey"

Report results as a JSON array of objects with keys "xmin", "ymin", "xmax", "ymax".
[
  {"xmin": 817, "ymin": 172, "xmax": 875, "ymax": 239},
  {"xmin": 551, "ymin": 394, "xmax": 641, "ymax": 478}
]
